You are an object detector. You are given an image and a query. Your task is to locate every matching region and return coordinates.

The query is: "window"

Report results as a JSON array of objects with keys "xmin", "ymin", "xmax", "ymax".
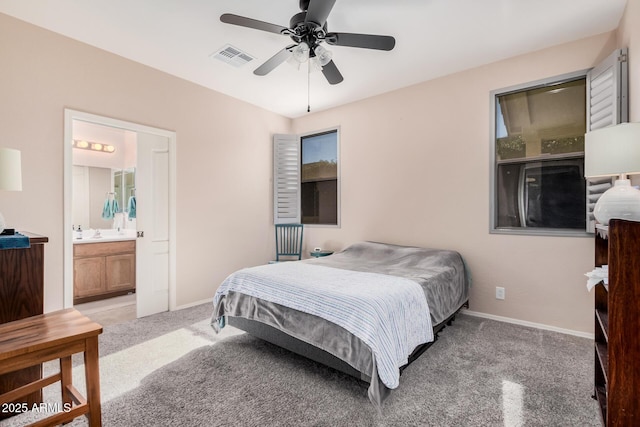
[
  {"xmin": 490, "ymin": 49, "xmax": 628, "ymax": 235},
  {"xmin": 273, "ymin": 128, "xmax": 339, "ymax": 226},
  {"xmin": 301, "ymin": 130, "xmax": 338, "ymax": 225},
  {"xmin": 493, "ymin": 76, "xmax": 587, "ymax": 232}
]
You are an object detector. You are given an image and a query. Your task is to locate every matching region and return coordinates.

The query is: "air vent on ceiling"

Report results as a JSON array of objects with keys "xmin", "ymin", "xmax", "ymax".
[{"xmin": 211, "ymin": 44, "xmax": 255, "ymax": 68}]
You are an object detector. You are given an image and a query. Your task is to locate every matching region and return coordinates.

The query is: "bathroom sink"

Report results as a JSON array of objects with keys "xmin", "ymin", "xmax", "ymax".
[{"xmin": 73, "ymin": 228, "xmax": 137, "ymax": 244}]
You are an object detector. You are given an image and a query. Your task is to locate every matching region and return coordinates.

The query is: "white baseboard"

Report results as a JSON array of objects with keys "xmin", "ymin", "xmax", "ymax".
[
  {"xmin": 174, "ymin": 298, "xmax": 212, "ymax": 311},
  {"xmin": 462, "ymin": 309, "xmax": 594, "ymax": 340}
]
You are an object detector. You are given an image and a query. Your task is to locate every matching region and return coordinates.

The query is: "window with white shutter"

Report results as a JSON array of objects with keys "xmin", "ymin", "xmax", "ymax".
[
  {"xmin": 490, "ymin": 48, "xmax": 628, "ymax": 236},
  {"xmin": 273, "ymin": 129, "xmax": 340, "ymax": 226},
  {"xmin": 585, "ymin": 48, "xmax": 628, "ymax": 233}
]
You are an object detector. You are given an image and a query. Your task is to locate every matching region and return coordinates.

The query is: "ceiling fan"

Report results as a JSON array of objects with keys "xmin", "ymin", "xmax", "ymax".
[{"xmin": 220, "ymin": 0, "xmax": 396, "ymax": 85}]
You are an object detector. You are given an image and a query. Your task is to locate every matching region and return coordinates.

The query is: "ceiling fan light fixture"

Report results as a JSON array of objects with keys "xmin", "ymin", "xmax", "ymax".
[
  {"xmin": 314, "ymin": 45, "xmax": 332, "ymax": 66},
  {"xmin": 292, "ymin": 42, "xmax": 310, "ymax": 63},
  {"xmin": 286, "ymin": 55, "xmax": 303, "ymax": 70},
  {"xmin": 309, "ymin": 57, "xmax": 324, "ymax": 72}
]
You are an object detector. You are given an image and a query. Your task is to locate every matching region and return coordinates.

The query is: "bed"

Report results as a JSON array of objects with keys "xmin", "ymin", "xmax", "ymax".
[{"xmin": 211, "ymin": 241, "xmax": 470, "ymax": 408}]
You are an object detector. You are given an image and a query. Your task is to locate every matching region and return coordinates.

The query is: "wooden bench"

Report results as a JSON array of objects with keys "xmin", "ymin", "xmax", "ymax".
[{"xmin": 0, "ymin": 308, "xmax": 103, "ymax": 426}]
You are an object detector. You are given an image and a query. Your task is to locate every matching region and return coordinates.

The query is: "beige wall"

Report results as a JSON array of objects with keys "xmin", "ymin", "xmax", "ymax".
[
  {"xmin": 0, "ymin": 13, "xmax": 291, "ymax": 312},
  {"xmin": 1, "ymin": 6, "xmax": 636, "ymax": 334},
  {"xmin": 291, "ymin": 31, "xmax": 622, "ymax": 334}
]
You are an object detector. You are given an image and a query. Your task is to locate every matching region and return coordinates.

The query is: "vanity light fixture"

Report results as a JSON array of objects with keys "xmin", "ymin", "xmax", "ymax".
[{"xmin": 73, "ymin": 139, "xmax": 116, "ymax": 154}]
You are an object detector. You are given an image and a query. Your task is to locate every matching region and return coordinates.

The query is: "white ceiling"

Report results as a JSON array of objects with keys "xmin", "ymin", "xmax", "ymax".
[{"xmin": 0, "ymin": 0, "xmax": 628, "ymax": 118}]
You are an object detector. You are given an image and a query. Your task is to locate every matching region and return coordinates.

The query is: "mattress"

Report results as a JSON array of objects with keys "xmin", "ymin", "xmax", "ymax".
[{"xmin": 211, "ymin": 241, "xmax": 470, "ymax": 408}]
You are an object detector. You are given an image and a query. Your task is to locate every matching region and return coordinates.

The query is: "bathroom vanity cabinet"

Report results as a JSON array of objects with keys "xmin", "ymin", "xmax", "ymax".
[{"xmin": 73, "ymin": 240, "xmax": 136, "ymax": 304}]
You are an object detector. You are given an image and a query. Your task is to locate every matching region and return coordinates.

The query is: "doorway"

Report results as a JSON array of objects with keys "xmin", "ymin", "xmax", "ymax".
[{"xmin": 63, "ymin": 109, "xmax": 177, "ymax": 318}]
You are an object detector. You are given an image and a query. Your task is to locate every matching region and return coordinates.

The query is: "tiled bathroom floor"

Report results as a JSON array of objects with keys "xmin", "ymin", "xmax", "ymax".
[{"xmin": 75, "ymin": 294, "xmax": 136, "ymax": 326}]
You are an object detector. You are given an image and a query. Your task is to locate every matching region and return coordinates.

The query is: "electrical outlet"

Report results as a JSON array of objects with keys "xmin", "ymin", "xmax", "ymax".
[{"xmin": 496, "ymin": 287, "xmax": 505, "ymax": 300}]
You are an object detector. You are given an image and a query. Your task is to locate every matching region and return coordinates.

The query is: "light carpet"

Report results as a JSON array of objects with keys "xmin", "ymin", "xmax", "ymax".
[{"xmin": 1, "ymin": 304, "xmax": 600, "ymax": 426}]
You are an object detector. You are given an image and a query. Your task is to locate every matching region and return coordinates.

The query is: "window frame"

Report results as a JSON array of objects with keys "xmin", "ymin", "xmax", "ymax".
[
  {"xmin": 489, "ymin": 69, "xmax": 592, "ymax": 237},
  {"xmin": 273, "ymin": 127, "xmax": 341, "ymax": 228},
  {"xmin": 300, "ymin": 127, "xmax": 341, "ymax": 227}
]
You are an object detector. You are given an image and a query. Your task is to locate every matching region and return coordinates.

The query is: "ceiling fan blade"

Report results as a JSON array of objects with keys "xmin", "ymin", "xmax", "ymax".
[
  {"xmin": 254, "ymin": 46, "xmax": 294, "ymax": 76},
  {"xmin": 325, "ymin": 32, "xmax": 396, "ymax": 51},
  {"xmin": 220, "ymin": 13, "xmax": 289, "ymax": 35},
  {"xmin": 304, "ymin": 0, "xmax": 336, "ymax": 26},
  {"xmin": 321, "ymin": 60, "xmax": 343, "ymax": 85}
]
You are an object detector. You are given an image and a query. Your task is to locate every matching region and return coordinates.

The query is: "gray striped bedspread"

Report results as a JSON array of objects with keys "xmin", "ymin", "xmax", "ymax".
[
  {"xmin": 211, "ymin": 241, "xmax": 470, "ymax": 408},
  {"xmin": 212, "ymin": 261, "xmax": 433, "ymax": 390},
  {"xmin": 305, "ymin": 241, "xmax": 470, "ymax": 325}
]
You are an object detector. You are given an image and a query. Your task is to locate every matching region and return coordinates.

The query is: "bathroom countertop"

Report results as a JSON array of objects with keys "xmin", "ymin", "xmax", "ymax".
[{"xmin": 73, "ymin": 229, "xmax": 137, "ymax": 244}]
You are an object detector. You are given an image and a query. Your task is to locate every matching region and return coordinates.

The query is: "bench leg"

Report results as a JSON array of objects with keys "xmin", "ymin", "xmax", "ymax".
[
  {"xmin": 60, "ymin": 355, "xmax": 72, "ymax": 424},
  {"xmin": 84, "ymin": 337, "xmax": 102, "ymax": 427}
]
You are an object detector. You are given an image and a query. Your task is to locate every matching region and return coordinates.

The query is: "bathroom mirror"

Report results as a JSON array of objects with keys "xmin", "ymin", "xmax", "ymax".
[{"xmin": 72, "ymin": 166, "xmax": 136, "ymax": 230}]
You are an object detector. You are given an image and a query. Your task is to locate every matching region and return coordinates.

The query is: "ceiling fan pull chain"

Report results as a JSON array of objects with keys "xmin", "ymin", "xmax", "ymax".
[{"xmin": 307, "ymin": 61, "xmax": 311, "ymax": 113}]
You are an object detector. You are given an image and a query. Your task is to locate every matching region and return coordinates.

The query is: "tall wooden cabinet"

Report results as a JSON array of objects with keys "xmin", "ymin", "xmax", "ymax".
[
  {"xmin": 0, "ymin": 232, "xmax": 48, "ymax": 419},
  {"xmin": 593, "ymin": 219, "xmax": 640, "ymax": 426}
]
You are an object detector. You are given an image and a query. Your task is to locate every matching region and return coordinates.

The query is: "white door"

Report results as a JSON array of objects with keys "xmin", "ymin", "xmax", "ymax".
[{"xmin": 135, "ymin": 132, "xmax": 170, "ymax": 318}]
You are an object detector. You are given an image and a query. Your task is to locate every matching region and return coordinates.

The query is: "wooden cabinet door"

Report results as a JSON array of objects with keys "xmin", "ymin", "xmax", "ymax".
[
  {"xmin": 105, "ymin": 253, "xmax": 135, "ymax": 292},
  {"xmin": 74, "ymin": 257, "xmax": 106, "ymax": 298}
]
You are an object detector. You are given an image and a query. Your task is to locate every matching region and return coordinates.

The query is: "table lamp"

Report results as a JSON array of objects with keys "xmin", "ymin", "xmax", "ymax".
[
  {"xmin": 584, "ymin": 122, "xmax": 640, "ymax": 225},
  {"xmin": 0, "ymin": 147, "xmax": 22, "ymax": 234}
]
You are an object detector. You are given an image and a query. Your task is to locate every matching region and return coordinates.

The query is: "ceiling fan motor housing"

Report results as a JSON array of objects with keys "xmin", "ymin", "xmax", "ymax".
[{"xmin": 289, "ymin": 11, "xmax": 327, "ymax": 47}]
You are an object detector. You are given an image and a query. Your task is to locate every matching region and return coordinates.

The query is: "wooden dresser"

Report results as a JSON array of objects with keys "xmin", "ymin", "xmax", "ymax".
[
  {"xmin": 593, "ymin": 219, "xmax": 640, "ymax": 426},
  {"xmin": 0, "ymin": 232, "xmax": 48, "ymax": 419}
]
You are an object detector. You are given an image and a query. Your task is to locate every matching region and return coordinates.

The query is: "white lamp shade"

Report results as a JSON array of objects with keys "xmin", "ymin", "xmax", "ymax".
[
  {"xmin": 584, "ymin": 122, "xmax": 640, "ymax": 178},
  {"xmin": 0, "ymin": 148, "xmax": 22, "ymax": 191},
  {"xmin": 585, "ymin": 122, "xmax": 640, "ymax": 225}
]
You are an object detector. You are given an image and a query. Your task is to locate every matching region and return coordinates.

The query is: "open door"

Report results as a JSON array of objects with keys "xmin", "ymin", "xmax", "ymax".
[
  {"xmin": 63, "ymin": 109, "xmax": 176, "ymax": 315},
  {"xmin": 135, "ymin": 132, "xmax": 170, "ymax": 318}
]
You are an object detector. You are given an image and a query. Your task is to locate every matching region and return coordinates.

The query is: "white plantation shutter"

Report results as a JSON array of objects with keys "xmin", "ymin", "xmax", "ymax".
[
  {"xmin": 273, "ymin": 134, "xmax": 300, "ymax": 224},
  {"xmin": 585, "ymin": 48, "xmax": 628, "ymax": 233},
  {"xmin": 587, "ymin": 48, "xmax": 628, "ymax": 130}
]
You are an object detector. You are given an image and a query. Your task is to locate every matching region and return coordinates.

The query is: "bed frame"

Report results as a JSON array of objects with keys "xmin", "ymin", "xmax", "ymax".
[{"xmin": 228, "ymin": 299, "xmax": 469, "ymax": 383}]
